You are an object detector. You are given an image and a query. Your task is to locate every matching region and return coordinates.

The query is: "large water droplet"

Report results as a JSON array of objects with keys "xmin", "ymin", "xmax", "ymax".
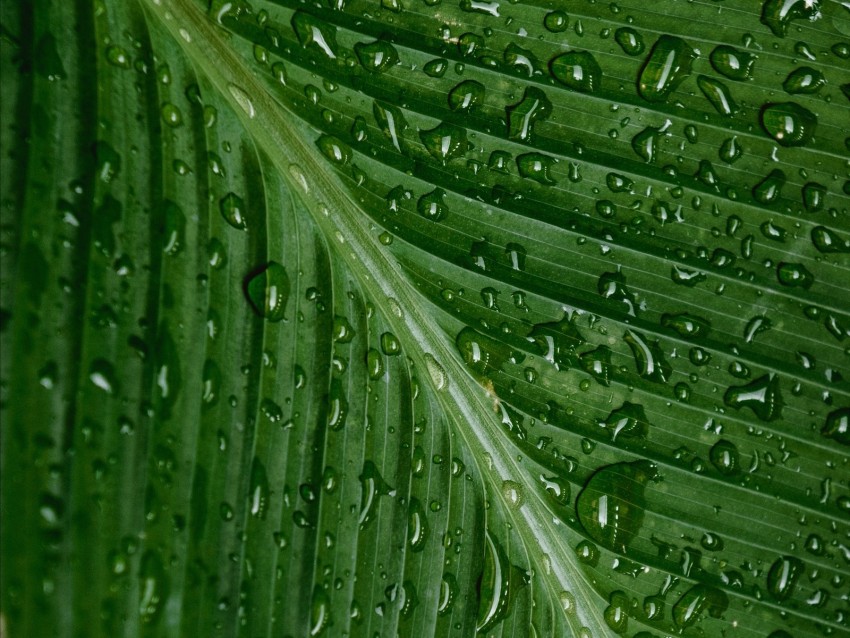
[
  {"xmin": 550, "ymin": 51, "xmax": 602, "ymax": 93},
  {"xmin": 697, "ymin": 75, "xmax": 738, "ymax": 116},
  {"xmin": 516, "ymin": 153, "xmax": 557, "ymax": 185},
  {"xmin": 448, "ymin": 79, "xmax": 485, "ymax": 113},
  {"xmin": 576, "ymin": 461, "xmax": 658, "ymax": 553},
  {"xmin": 624, "ymin": 330, "xmax": 672, "ymax": 383},
  {"xmin": 638, "ymin": 35, "xmax": 697, "ymax": 103},
  {"xmin": 766, "ymin": 556, "xmax": 804, "ymax": 601},
  {"xmin": 760, "ymin": 0, "xmax": 821, "ymax": 37},
  {"xmin": 760, "ymin": 102, "xmax": 817, "ymax": 147},
  {"xmin": 672, "ymin": 584, "xmax": 728, "ymax": 628},
  {"xmin": 783, "ymin": 66, "xmax": 826, "ymax": 94},
  {"xmin": 709, "ymin": 45, "xmax": 757, "ymax": 81},
  {"xmin": 724, "ymin": 374, "xmax": 783, "ymax": 421},
  {"xmin": 359, "ymin": 460, "xmax": 395, "ymax": 528},
  {"xmin": 219, "ymin": 192, "xmax": 247, "ymax": 230},
  {"xmin": 419, "ymin": 122, "xmax": 469, "ymax": 163},
  {"xmin": 245, "ymin": 262, "xmax": 289, "ymax": 322},
  {"xmin": 506, "ymin": 87, "xmax": 552, "ymax": 142},
  {"xmin": 709, "ymin": 439, "xmax": 740, "ymax": 475},
  {"xmin": 599, "ymin": 402, "xmax": 649, "ymax": 442},
  {"xmin": 354, "ymin": 39, "xmax": 398, "ymax": 73},
  {"xmin": 291, "ymin": 11, "xmax": 337, "ymax": 58}
]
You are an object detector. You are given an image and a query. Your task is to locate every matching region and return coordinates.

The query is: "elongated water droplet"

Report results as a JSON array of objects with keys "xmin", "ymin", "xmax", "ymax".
[
  {"xmin": 638, "ymin": 35, "xmax": 697, "ymax": 103},
  {"xmin": 291, "ymin": 11, "xmax": 337, "ymax": 58},
  {"xmin": 477, "ymin": 532, "xmax": 513, "ymax": 633},
  {"xmin": 506, "ymin": 87, "xmax": 552, "ymax": 141},
  {"xmin": 777, "ymin": 262, "xmax": 814, "ymax": 288},
  {"xmin": 811, "ymin": 226, "xmax": 850, "ymax": 253},
  {"xmin": 767, "ymin": 556, "xmax": 804, "ymax": 601},
  {"xmin": 697, "ymin": 75, "xmax": 738, "ymax": 115},
  {"xmin": 219, "ymin": 192, "xmax": 247, "ymax": 230},
  {"xmin": 673, "ymin": 584, "xmax": 728, "ymax": 628},
  {"xmin": 359, "ymin": 460, "xmax": 395, "ymax": 528},
  {"xmin": 245, "ymin": 262, "xmax": 289, "ymax": 322},
  {"xmin": 624, "ymin": 330, "xmax": 672, "ymax": 383},
  {"xmin": 372, "ymin": 101, "xmax": 408, "ymax": 154}
]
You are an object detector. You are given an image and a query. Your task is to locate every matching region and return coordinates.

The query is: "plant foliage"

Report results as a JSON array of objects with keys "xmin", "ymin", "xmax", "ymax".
[{"xmin": 1, "ymin": 0, "xmax": 849, "ymax": 637}]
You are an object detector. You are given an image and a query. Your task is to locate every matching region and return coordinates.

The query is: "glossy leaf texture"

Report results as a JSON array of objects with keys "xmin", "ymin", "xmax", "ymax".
[{"xmin": 1, "ymin": 1, "xmax": 848, "ymax": 638}]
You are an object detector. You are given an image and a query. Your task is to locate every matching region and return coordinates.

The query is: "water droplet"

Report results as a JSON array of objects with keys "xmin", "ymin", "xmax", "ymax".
[
  {"xmin": 310, "ymin": 586, "xmax": 330, "ymax": 635},
  {"xmin": 291, "ymin": 11, "xmax": 337, "ymax": 58},
  {"xmin": 219, "ymin": 192, "xmax": 247, "ymax": 230},
  {"xmin": 760, "ymin": 0, "xmax": 821, "ymax": 37},
  {"xmin": 417, "ymin": 188, "xmax": 448, "ymax": 221},
  {"xmin": 139, "ymin": 551, "xmax": 168, "ymax": 625},
  {"xmin": 697, "ymin": 75, "xmax": 738, "ymax": 116},
  {"xmin": 372, "ymin": 101, "xmax": 408, "ymax": 153},
  {"xmin": 767, "ymin": 556, "xmax": 804, "ymax": 600},
  {"xmin": 709, "ymin": 439, "xmax": 740, "ymax": 475},
  {"xmin": 227, "ymin": 84, "xmax": 254, "ymax": 118},
  {"xmin": 449, "ymin": 80, "xmax": 485, "ymax": 113},
  {"xmin": 624, "ymin": 330, "xmax": 672, "ymax": 383},
  {"xmin": 802, "ymin": 181, "xmax": 826, "ymax": 212},
  {"xmin": 822, "ymin": 407, "xmax": 849, "ymax": 445},
  {"xmin": 419, "ymin": 122, "xmax": 469, "ymax": 163},
  {"xmin": 760, "ymin": 102, "xmax": 817, "ymax": 147},
  {"xmin": 576, "ymin": 460, "xmax": 658, "ymax": 553},
  {"xmin": 543, "ymin": 10, "xmax": 568, "ymax": 32},
  {"xmin": 425, "ymin": 354, "xmax": 447, "ymax": 391},
  {"xmin": 316, "ymin": 134, "xmax": 352, "ymax": 165},
  {"xmin": 598, "ymin": 271, "xmax": 638, "ymax": 315},
  {"xmin": 160, "ymin": 102, "xmax": 182, "ymax": 127},
  {"xmin": 366, "ymin": 348, "xmax": 384, "ymax": 380},
  {"xmin": 752, "ymin": 169, "xmax": 786, "ymax": 205},
  {"xmin": 631, "ymin": 124, "xmax": 666, "ymax": 163},
  {"xmin": 661, "ymin": 312, "xmax": 710, "ymax": 339},
  {"xmin": 638, "ymin": 35, "xmax": 697, "ymax": 103},
  {"xmin": 579, "ymin": 345, "xmax": 612, "ymax": 386},
  {"xmin": 245, "ymin": 262, "xmax": 289, "ymax": 322},
  {"xmin": 506, "ymin": 87, "xmax": 552, "ymax": 141},
  {"xmin": 476, "ymin": 532, "xmax": 513, "ymax": 633},
  {"xmin": 438, "ymin": 573, "xmax": 457, "ymax": 615},
  {"xmin": 327, "ymin": 378, "xmax": 348, "ymax": 430},
  {"xmin": 672, "ymin": 584, "xmax": 728, "ymax": 628},
  {"xmin": 599, "ymin": 402, "xmax": 649, "ymax": 442},
  {"xmin": 724, "ymin": 374, "xmax": 782, "ymax": 421},
  {"xmin": 604, "ymin": 591, "xmax": 630, "ymax": 633},
  {"xmin": 89, "ymin": 358, "xmax": 117, "ymax": 394},
  {"xmin": 719, "ymin": 136, "xmax": 742, "ymax": 163},
  {"xmin": 249, "ymin": 458, "xmax": 269, "ymax": 518},
  {"xmin": 105, "ymin": 44, "xmax": 131, "ymax": 68},
  {"xmin": 502, "ymin": 480, "xmax": 525, "ymax": 509},
  {"xmin": 516, "ymin": 153, "xmax": 557, "ymax": 185},
  {"xmin": 423, "ymin": 58, "xmax": 448, "ymax": 77},
  {"xmin": 354, "ymin": 39, "xmax": 398, "ymax": 73},
  {"xmin": 811, "ymin": 226, "xmax": 850, "ymax": 254},
  {"xmin": 456, "ymin": 327, "xmax": 511, "ymax": 375},
  {"xmin": 776, "ymin": 262, "xmax": 813, "ymax": 288},
  {"xmin": 528, "ymin": 315, "xmax": 585, "ymax": 369},
  {"xmin": 615, "ymin": 27, "xmax": 645, "ymax": 56},
  {"xmin": 503, "ymin": 43, "xmax": 540, "ymax": 76},
  {"xmin": 783, "ymin": 66, "xmax": 826, "ymax": 94},
  {"xmin": 408, "ymin": 497, "xmax": 428, "ymax": 551},
  {"xmin": 550, "ymin": 50, "xmax": 602, "ymax": 93},
  {"xmin": 709, "ymin": 45, "xmax": 757, "ymax": 81},
  {"xmin": 359, "ymin": 460, "xmax": 395, "ymax": 527}
]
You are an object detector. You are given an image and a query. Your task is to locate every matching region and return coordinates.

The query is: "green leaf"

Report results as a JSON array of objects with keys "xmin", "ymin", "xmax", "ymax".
[{"xmin": 2, "ymin": 1, "xmax": 849, "ymax": 637}]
